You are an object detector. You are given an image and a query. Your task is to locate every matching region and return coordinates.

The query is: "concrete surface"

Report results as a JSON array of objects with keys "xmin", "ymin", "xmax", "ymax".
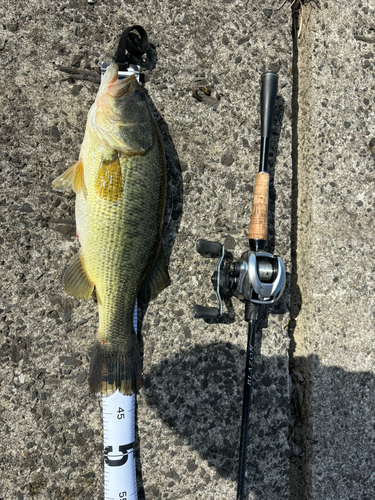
[
  {"xmin": 0, "ymin": 1, "xmax": 292, "ymax": 499},
  {"xmin": 290, "ymin": 1, "xmax": 375, "ymax": 499}
]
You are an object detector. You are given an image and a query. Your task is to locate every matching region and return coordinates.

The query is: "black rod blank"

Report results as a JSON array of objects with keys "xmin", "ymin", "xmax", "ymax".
[
  {"xmin": 259, "ymin": 72, "xmax": 278, "ymax": 173},
  {"xmin": 236, "ymin": 310, "xmax": 258, "ymax": 500}
]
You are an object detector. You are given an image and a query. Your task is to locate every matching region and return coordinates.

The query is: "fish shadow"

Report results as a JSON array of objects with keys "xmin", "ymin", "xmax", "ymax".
[
  {"xmin": 150, "ymin": 98, "xmax": 183, "ymax": 260},
  {"xmin": 142, "ymin": 341, "xmax": 251, "ymax": 477},
  {"xmin": 140, "ymin": 336, "xmax": 289, "ymax": 499}
]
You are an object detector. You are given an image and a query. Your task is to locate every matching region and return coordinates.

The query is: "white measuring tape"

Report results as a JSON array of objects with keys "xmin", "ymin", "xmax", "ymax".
[{"xmin": 102, "ymin": 302, "xmax": 138, "ymax": 500}]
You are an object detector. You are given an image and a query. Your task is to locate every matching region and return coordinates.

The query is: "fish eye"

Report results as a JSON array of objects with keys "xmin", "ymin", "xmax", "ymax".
[{"xmin": 135, "ymin": 90, "xmax": 144, "ymax": 100}]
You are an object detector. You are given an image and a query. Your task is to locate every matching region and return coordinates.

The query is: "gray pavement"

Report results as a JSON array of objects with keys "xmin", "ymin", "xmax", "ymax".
[
  {"xmin": 0, "ymin": 2, "xmax": 292, "ymax": 498},
  {"xmin": 290, "ymin": 1, "xmax": 375, "ymax": 499},
  {"xmin": 0, "ymin": 0, "xmax": 373, "ymax": 499}
]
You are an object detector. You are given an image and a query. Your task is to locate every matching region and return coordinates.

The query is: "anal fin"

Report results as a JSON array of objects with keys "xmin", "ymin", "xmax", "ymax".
[
  {"xmin": 138, "ymin": 245, "xmax": 170, "ymax": 304},
  {"xmin": 63, "ymin": 251, "xmax": 94, "ymax": 299}
]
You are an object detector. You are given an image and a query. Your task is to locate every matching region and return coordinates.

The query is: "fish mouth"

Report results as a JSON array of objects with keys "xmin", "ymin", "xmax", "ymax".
[{"xmin": 107, "ymin": 73, "xmax": 136, "ymax": 98}]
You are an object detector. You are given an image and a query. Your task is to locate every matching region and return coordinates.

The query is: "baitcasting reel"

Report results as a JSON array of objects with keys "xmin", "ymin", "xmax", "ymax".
[{"xmin": 193, "ymin": 239, "xmax": 285, "ymax": 320}]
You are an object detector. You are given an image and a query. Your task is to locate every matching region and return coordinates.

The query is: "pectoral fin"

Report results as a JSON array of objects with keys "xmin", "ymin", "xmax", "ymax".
[
  {"xmin": 95, "ymin": 152, "xmax": 122, "ymax": 201},
  {"xmin": 63, "ymin": 251, "xmax": 94, "ymax": 299},
  {"xmin": 138, "ymin": 245, "xmax": 170, "ymax": 303},
  {"xmin": 52, "ymin": 159, "xmax": 86, "ymax": 196}
]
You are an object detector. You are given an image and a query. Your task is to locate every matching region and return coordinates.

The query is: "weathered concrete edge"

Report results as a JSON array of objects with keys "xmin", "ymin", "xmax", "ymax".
[
  {"xmin": 288, "ymin": 3, "xmax": 316, "ymax": 499},
  {"xmin": 290, "ymin": 1, "xmax": 375, "ymax": 498}
]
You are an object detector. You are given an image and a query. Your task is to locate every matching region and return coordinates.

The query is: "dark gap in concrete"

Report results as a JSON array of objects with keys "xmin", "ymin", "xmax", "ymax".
[{"xmin": 288, "ymin": 2, "xmax": 312, "ymax": 499}]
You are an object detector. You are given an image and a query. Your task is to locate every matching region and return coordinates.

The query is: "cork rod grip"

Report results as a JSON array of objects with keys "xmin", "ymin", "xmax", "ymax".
[{"xmin": 248, "ymin": 172, "xmax": 269, "ymax": 241}]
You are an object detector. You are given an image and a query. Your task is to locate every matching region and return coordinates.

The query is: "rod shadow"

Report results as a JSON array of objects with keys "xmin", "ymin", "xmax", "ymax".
[{"xmin": 267, "ymin": 94, "xmax": 285, "ymax": 257}]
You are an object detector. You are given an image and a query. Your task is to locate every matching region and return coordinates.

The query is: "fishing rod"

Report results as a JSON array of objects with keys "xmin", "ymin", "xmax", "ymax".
[
  {"xmin": 100, "ymin": 26, "xmax": 149, "ymax": 500},
  {"xmin": 194, "ymin": 72, "xmax": 285, "ymax": 499}
]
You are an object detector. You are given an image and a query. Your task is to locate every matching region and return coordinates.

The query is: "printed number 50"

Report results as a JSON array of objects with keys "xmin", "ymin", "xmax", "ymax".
[{"xmin": 119, "ymin": 492, "xmax": 127, "ymax": 498}]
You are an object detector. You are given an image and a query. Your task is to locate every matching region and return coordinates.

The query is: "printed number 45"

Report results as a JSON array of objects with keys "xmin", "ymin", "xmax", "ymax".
[{"xmin": 117, "ymin": 407, "xmax": 125, "ymax": 420}]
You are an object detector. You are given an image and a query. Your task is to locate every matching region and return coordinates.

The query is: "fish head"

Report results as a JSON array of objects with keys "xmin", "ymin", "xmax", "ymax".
[{"xmin": 91, "ymin": 63, "xmax": 154, "ymax": 155}]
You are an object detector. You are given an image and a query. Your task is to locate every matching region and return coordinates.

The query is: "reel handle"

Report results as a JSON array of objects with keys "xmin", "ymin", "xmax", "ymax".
[
  {"xmin": 196, "ymin": 239, "xmax": 222, "ymax": 256},
  {"xmin": 194, "ymin": 240, "xmax": 225, "ymax": 319},
  {"xmin": 193, "ymin": 305, "xmax": 220, "ymax": 320}
]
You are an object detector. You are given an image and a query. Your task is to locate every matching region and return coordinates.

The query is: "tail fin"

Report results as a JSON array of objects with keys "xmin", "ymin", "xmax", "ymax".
[{"xmin": 88, "ymin": 339, "xmax": 143, "ymax": 396}]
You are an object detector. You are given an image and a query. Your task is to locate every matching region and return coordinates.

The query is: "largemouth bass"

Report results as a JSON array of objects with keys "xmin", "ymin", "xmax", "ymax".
[{"xmin": 52, "ymin": 63, "xmax": 169, "ymax": 396}]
